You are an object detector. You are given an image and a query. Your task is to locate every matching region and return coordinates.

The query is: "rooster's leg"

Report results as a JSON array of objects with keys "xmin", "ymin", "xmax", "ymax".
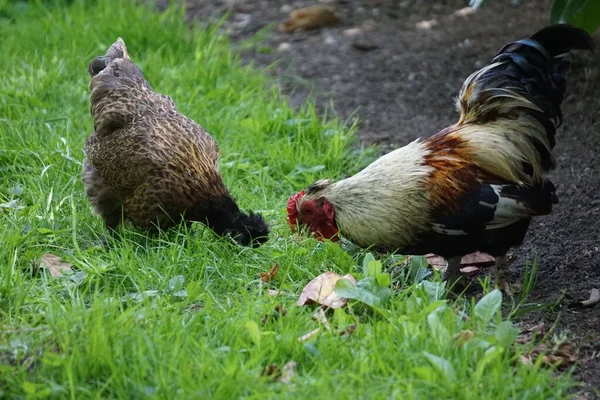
[
  {"xmin": 443, "ymin": 257, "xmax": 462, "ymax": 282},
  {"xmin": 443, "ymin": 257, "xmax": 470, "ymax": 291},
  {"xmin": 494, "ymin": 253, "xmax": 518, "ymax": 296}
]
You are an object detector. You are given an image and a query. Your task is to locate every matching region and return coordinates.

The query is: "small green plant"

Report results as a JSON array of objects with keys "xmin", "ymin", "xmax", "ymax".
[
  {"xmin": 335, "ymin": 252, "xmax": 392, "ymax": 308},
  {"xmin": 470, "ymin": 0, "xmax": 600, "ymax": 34}
]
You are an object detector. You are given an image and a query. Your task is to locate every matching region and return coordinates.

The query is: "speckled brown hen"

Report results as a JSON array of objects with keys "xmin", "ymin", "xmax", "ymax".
[{"xmin": 82, "ymin": 38, "xmax": 269, "ymax": 246}]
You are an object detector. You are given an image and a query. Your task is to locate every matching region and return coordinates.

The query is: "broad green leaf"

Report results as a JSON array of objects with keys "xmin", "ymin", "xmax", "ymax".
[
  {"xmin": 417, "ymin": 280, "xmax": 446, "ymax": 303},
  {"xmin": 474, "ymin": 346, "xmax": 504, "ymax": 381},
  {"xmin": 474, "ymin": 289, "xmax": 502, "ymax": 325},
  {"xmin": 567, "ymin": 1, "xmax": 600, "ymax": 34},
  {"xmin": 376, "ymin": 272, "xmax": 391, "ymax": 288},
  {"xmin": 23, "ymin": 381, "xmax": 36, "ymax": 395},
  {"xmin": 551, "ymin": 0, "xmax": 589, "ymax": 23},
  {"xmin": 413, "ymin": 366, "xmax": 435, "ymax": 381},
  {"xmin": 246, "ymin": 321, "xmax": 261, "ymax": 346},
  {"xmin": 335, "ymin": 277, "xmax": 391, "ymax": 308},
  {"xmin": 362, "ymin": 253, "xmax": 376, "ymax": 276},
  {"xmin": 366, "ymin": 260, "xmax": 383, "ymax": 279},
  {"xmin": 168, "ymin": 275, "xmax": 185, "ymax": 291},
  {"xmin": 423, "ymin": 352, "xmax": 457, "ymax": 382},
  {"xmin": 495, "ymin": 320, "xmax": 519, "ymax": 349},
  {"xmin": 427, "ymin": 310, "xmax": 450, "ymax": 344}
]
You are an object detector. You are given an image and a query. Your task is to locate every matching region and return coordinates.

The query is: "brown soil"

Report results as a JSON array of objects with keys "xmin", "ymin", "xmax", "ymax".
[{"xmin": 181, "ymin": 0, "xmax": 600, "ymax": 394}]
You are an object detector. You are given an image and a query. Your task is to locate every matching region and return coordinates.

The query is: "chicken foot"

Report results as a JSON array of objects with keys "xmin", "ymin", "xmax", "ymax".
[
  {"xmin": 443, "ymin": 257, "xmax": 477, "ymax": 294},
  {"xmin": 494, "ymin": 253, "xmax": 520, "ymax": 296}
]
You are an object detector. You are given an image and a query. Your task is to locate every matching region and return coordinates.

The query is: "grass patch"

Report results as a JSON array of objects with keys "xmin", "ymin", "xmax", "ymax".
[{"xmin": 0, "ymin": 1, "xmax": 577, "ymax": 398}]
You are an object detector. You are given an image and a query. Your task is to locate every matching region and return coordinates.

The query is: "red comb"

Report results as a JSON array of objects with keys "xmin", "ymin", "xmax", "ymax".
[{"xmin": 286, "ymin": 190, "xmax": 305, "ymax": 231}]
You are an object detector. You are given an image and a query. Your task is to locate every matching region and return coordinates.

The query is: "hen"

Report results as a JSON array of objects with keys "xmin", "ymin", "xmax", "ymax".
[
  {"xmin": 82, "ymin": 38, "xmax": 269, "ymax": 246},
  {"xmin": 287, "ymin": 24, "xmax": 594, "ymax": 292}
]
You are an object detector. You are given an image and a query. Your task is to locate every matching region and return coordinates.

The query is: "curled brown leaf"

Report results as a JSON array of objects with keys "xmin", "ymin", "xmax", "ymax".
[
  {"xmin": 452, "ymin": 330, "xmax": 475, "ymax": 347},
  {"xmin": 338, "ymin": 324, "xmax": 357, "ymax": 337},
  {"xmin": 260, "ymin": 264, "xmax": 280, "ymax": 283},
  {"xmin": 311, "ymin": 308, "xmax": 331, "ymax": 330},
  {"xmin": 40, "ymin": 253, "xmax": 72, "ymax": 277},
  {"xmin": 297, "ymin": 271, "xmax": 356, "ymax": 309},
  {"xmin": 298, "ymin": 327, "xmax": 321, "ymax": 342}
]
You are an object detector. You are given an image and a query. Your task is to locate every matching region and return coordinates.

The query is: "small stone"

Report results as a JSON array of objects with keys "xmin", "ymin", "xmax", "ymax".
[
  {"xmin": 475, "ymin": 60, "xmax": 483, "ymax": 68},
  {"xmin": 415, "ymin": 19, "xmax": 438, "ymax": 30},
  {"xmin": 280, "ymin": 4, "xmax": 293, "ymax": 14},
  {"xmin": 454, "ymin": 7, "xmax": 476, "ymax": 17},
  {"xmin": 278, "ymin": 42, "xmax": 292, "ymax": 52},
  {"xmin": 352, "ymin": 35, "xmax": 378, "ymax": 51},
  {"xmin": 324, "ymin": 35, "xmax": 336, "ymax": 45},
  {"xmin": 343, "ymin": 28, "xmax": 362, "ymax": 37},
  {"xmin": 362, "ymin": 18, "xmax": 377, "ymax": 31}
]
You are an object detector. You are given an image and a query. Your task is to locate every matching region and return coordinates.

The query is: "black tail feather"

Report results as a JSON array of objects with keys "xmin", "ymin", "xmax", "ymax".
[
  {"xmin": 466, "ymin": 24, "xmax": 594, "ymax": 177},
  {"xmin": 530, "ymin": 24, "xmax": 596, "ymax": 57}
]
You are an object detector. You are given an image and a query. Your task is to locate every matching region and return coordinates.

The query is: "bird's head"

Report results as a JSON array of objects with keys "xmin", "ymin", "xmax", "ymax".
[
  {"xmin": 287, "ymin": 179, "xmax": 339, "ymax": 242},
  {"xmin": 88, "ymin": 38, "xmax": 144, "ymax": 81}
]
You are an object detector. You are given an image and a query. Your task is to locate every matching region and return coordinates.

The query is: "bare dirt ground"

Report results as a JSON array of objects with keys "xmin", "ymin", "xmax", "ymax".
[{"xmin": 180, "ymin": 0, "xmax": 600, "ymax": 394}]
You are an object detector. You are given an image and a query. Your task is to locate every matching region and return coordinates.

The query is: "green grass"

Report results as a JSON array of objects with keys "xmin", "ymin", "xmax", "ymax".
[{"xmin": 0, "ymin": 1, "xmax": 577, "ymax": 398}]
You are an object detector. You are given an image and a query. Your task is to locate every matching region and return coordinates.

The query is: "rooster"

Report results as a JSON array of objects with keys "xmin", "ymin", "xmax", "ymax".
[
  {"xmin": 82, "ymin": 38, "xmax": 269, "ymax": 246},
  {"xmin": 287, "ymin": 24, "xmax": 594, "ymax": 292}
]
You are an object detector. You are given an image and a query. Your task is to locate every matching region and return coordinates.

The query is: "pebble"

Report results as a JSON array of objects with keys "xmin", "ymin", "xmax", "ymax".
[
  {"xmin": 280, "ymin": 4, "xmax": 292, "ymax": 14},
  {"xmin": 343, "ymin": 28, "xmax": 362, "ymax": 37},
  {"xmin": 415, "ymin": 19, "xmax": 438, "ymax": 30},
  {"xmin": 278, "ymin": 42, "xmax": 292, "ymax": 52},
  {"xmin": 362, "ymin": 18, "xmax": 377, "ymax": 31},
  {"xmin": 454, "ymin": 7, "xmax": 476, "ymax": 17},
  {"xmin": 352, "ymin": 35, "xmax": 378, "ymax": 51},
  {"xmin": 324, "ymin": 35, "xmax": 336, "ymax": 45}
]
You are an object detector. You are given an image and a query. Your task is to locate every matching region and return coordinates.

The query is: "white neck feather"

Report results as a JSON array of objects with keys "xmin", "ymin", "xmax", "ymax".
[{"xmin": 322, "ymin": 140, "xmax": 433, "ymax": 251}]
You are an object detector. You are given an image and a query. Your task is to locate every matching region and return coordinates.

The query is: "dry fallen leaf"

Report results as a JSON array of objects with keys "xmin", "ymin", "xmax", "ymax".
[
  {"xmin": 338, "ymin": 324, "xmax": 357, "ymax": 337},
  {"xmin": 453, "ymin": 7, "xmax": 477, "ymax": 17},
  {"xmin": 260, "ymin": 364, "xmax": 279, "ymax": 379},
  {"xmin": 312, "ymin": 308, "xmax": 331, "ymax": 330},
  {"xmin": 267, "ymin": 289, "xmax": 283, "ymax": 297},
  {"xmin": 260, "ymin": 361, "xmax": 297, "ymax": 384},
  {"xmin": 415, "ymin": 19, "xmax": 438, "ymax": 30},
  {"xmin": 279, "ymin": 5, "xmax": 341, "ymax": 33},
  {"xmin": 461, "ymin": 252, "xmax": 495, "ymax": 267},
  {"xmin": 261, "ymin": 304, "xmax": 287, "ymax": 325},
  {"xmin": 570, "ymin": 288, "xmax": 600, "ymax": 308},
  {"xmin": 452, "ymin": 330, "xmax": 475, "ymax": 347},
  {"xmin": 519, "ymin": 340, "xmax": 577, "ymax": 368},
  {"xmin": 426, "ymin": 252, "xmax": 495, "ymax": 272},
  {"xmin": 298, "ymin": 327, "xmax": 321, "ymax": 342},
  {"xmin": 280, "ymin": 361, "xmax": 297, "ymax": 384},
  {"xmin": 518, "ymin": 354, "xmax": 533, "ymax": 366},
  {"xmin": 40, "ymin": 253, "xmax": 72, "ymax": 277},
  {"xmin": 260, "ymin": 264, "xmax": 280, "ymax": 283},
  {"xmin": 460, "ymin": 266, "xmax": 480, "ymax": 277},
  {"xmin": 297, "ymin": 271, "xmax": 356, "ymax": 309},
  {"xmin": 426, "ymin": 254, "xmax": 447, "ymax": 271}
]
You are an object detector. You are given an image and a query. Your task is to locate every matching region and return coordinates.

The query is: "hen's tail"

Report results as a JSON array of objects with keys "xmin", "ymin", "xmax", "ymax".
[{"xmin": 455, "ymin": 24, "xmax": 594, "ymax": 184}]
